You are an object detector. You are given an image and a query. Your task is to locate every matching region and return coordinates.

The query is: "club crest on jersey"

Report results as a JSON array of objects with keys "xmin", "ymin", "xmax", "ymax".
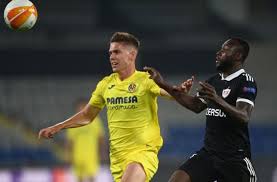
[
  {"xmin": 222, "ymin": 87, "xmax": 231, "ymax": 98},
  {"xmin": 128, "ymin": 83, "xmax": 137, "ymax": 93}
]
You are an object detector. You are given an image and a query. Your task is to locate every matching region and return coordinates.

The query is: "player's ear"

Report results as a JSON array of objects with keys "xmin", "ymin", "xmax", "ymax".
[
  {"xmin": 235, "ymin": 52, "xmax": 242, "ymax": 61},
  {"xmin": 129, "ymin": 49, "xmax": 138, "ymax": 60}
]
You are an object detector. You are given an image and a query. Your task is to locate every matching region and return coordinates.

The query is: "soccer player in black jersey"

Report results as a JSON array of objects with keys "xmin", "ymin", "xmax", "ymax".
[{"xmin": 144, "ymin": 38, "xmax": 258, "ymax": 182}]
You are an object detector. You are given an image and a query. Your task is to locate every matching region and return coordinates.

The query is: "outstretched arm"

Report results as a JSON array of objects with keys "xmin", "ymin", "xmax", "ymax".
[
  {"xmin": 198, "ymin": 82, "xmax": 253, "ymax": 123},
  {"xmin": 38, "ymin": 104, "xmax": 101, "ymax": 139},
  {"xmin": 160, "ymin": 76, "xmax": 194, "ymax": 99},
  {"xmin": 144, "ymin": 66, "xmax": 206, "ymax": 113}
]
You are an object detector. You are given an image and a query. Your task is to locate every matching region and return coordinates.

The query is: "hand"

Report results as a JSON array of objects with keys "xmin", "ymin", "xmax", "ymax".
[
  {"xmin": 38, "ymin": 125, "xmax": 62, "ymax": 139},
  {"xmin": 173, "ymin": 76, "xmax": 194, "ymax": 93},
  {"xmin": 143, "ymin": 66, "xmax": 164, "ymax": 86},
  {"xmin": 197, "ymin": 82, "xmax": 220, "ymax": 102}
]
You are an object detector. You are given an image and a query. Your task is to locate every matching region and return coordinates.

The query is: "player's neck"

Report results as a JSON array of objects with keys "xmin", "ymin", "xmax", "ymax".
[
  {"xmin": 118, "ymin": 67, "xmax": 136, "ymax": 81},
  {"xmin": 223, "ymin": 64, "xmax": 243, "ymax": 77}
]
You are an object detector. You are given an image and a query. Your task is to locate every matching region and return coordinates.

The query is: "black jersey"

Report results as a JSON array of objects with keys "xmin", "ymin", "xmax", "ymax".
[{"xmin": 200, "ymin": 69, "xmax": 257, "ymax": 158}]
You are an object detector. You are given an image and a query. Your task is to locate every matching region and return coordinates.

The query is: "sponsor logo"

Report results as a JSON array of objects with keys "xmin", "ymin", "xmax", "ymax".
[
  {"xmin": 106, "ymin": 96, "xmax": 138, "ymax": 105},
  {"xmin": 106, "ymin": 96, "xmax": 138, "ymax": 110},
  {"xmin": 107, "ymin": 105, "xmax": 138, "ymax": 110},
  {"xmin": 206, "ymin": 108, "xmax": 226, "ymax": 117},
  {"xmin": 222, "ymin": 87, "xmax": 231, "ymax": 98},
  {"xmin": 243, "ymin": 87, "xmax": 256, "ymax": 94},
  {"xmin": 108, "ymin": 84, "xmax": 115, "ymax": 89},
  {"xmin": 128, "ymin": 83, "xmax": 137, "ymax": 93}
]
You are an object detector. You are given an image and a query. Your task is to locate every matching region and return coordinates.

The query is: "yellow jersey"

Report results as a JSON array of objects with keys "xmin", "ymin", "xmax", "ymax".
[
  {"xmin": 89, "ymin": 71, "xmax": 163, "ymax": 159},
  {"xmin": 67, "ymin": 116, "xmax": 104, "ymax": 176}
]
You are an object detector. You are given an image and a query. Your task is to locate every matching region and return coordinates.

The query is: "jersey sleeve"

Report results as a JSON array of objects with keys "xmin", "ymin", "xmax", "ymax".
[
  {"xmin": 147, "ymin": 78, "xmax": 161, "ymax": 96},
  {"xmin": 236, "ymin": 75, "xmax": 257, "ymax": 107},
  {"xmin": 89, "ymin": 78, "xmax": 107, "ymax": 109}
]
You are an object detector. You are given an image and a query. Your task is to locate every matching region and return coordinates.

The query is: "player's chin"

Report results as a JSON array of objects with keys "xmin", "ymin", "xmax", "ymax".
[
  {"xmin": 216, "ymin": 65, "xmax": 224, "ymax": 71},
  {"xmin": 215, "ymin": 61, "xmax": 221, "ymax": 68},
  {"xmin": 112, "ymin": 67, "xmax": 118, "ymax": 72}
]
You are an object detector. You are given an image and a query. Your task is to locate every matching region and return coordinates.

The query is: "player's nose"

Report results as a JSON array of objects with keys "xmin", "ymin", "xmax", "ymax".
[{"xmin": 216, "ymin": 51, "xmax": 222, "ymax": 59}]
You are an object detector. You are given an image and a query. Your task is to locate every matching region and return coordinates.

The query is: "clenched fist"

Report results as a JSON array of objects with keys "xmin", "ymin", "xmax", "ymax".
[{"xmin": 38, "ymin": 125, "xmax": 62, "ymax": 139}]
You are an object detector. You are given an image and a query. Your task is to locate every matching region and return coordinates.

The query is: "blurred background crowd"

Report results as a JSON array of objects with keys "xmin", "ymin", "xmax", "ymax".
[{"xmin": 0, "ymin": 0, "xmax": 276, "ymax": 181}]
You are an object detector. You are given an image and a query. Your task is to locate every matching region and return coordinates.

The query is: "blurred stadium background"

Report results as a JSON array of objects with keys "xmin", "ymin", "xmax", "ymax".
[{"xmin": 0, "ymin": 0, "xmax": 276, "ymax": 181}]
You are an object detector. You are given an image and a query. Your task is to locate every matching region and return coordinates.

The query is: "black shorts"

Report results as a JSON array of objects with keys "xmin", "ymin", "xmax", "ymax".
[{"xmin": 178, "ymin": 148, "xmax": 257, "ymax": 182}]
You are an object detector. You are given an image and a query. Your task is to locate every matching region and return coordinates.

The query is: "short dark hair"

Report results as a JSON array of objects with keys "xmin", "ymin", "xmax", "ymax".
[
  {"xmin": 231, "ymin": 38, "xmax": 250, "ymax": 62},
  {"xmin": 110, "ymin": 32, "xmax": 140, "ymax": 49}
]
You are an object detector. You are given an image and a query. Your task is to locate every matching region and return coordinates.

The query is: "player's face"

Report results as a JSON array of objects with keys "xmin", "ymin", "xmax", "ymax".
[
  {"xmin": 216, "ymin": 40, "xmax": 238, "ymax": 72},
  {"xmin": 109, "ymin": 42, "xmax": 134, "ymax": 73}
]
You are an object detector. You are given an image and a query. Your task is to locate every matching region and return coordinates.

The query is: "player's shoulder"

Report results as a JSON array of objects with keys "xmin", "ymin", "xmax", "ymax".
[
  {"xmin": 95, "ymin": 74, "xmax": 116, "ymax": 90},
  {"xmin": 240, "ymin": 71, "xmax": 256, "ymax": 83},
  {"xmin": 135, "ymin": 70, "xmax": 149, "ymax": 77},
  {"xmin": 131, "ymin": 71, "xmax": 151, "ymax": 82},
  {"xmin": 138, "ymin": 71, "xmax": 158, "ymax": 86},
  {"xmin": 100, "ymin": 73, "xmax": 117, "ymax": 83}
]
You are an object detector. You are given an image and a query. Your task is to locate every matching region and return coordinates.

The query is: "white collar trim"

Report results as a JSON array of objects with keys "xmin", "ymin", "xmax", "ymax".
[{"xmin": 220, "ymin": 69, "xmax": 245, "ymax": 81}]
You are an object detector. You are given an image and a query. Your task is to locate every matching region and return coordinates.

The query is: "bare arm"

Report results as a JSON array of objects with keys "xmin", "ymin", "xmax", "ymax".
[
  {"xmin": 159, "ymin": 80, "xmax": 207, "ymax": 113},
  {"xmin": 38, "ymin": 104, "xmax": 101, "ymax": 139},
  {"xmin": 160, "ymin": 88, "xmax": 174, "ymax": 99},
  {"xmin": 198, "ymin": 82, "xmax": 253, "ymax": 123},
  {"xmin": 160, "ymin": 76, "xmax": 194, "ymax": 99},
  {"xmin": 219, "ymin": 100, "xmax": 253, "ymax": 123},
  {"xmin": 144, "ymin": 66, "xmax": 206, "ymax": 113},
  {"xmin": 61, "ymin": 104, "xmax": 101, "ymax": 129}
]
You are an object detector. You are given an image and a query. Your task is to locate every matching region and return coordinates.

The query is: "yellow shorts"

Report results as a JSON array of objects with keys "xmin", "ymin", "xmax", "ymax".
[
  {"xmin": 111, "ymin": 146, "xmax": 160, "ymax": 182},
  {"xmin": 73, "ymin": 161, "xmax": 99, "ymax": 179}
]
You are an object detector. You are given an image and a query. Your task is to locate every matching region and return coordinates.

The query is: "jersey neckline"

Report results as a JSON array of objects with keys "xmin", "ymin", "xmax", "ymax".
[
  {"xmin": 219, "ymin": 69, "xmax": 245, "ymax": 81},
  {"xmin": 115, "ymin": 70, "xmax": 138, "ymax": 83}
]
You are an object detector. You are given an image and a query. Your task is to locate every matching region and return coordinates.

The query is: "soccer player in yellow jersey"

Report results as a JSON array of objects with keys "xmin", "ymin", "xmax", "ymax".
[
  {"xmin": 66, "ymin": 98, "xmax": 105, "ymax": 182},
  {"xmin": 38, "ymin": 32, "xmax": 192, "ymax": 182}
]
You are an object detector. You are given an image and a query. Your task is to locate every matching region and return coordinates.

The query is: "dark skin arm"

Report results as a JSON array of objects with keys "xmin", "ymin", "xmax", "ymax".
[
  {"xmin": 144, "ymin": 66, "xmax": 253, "ymax": 123},
  {"xmin": 198, "ymin": 82, "xmax": 253, "ymax": 123},
  {"xmin": 144, "ymin": 66, "xmax": 206, "ymax": 113}
]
